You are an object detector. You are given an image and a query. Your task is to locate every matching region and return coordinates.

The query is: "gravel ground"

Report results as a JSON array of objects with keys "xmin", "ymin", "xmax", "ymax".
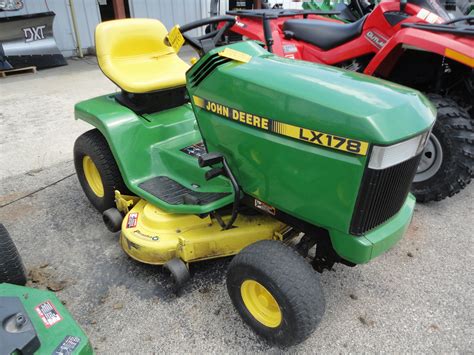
[{"xmin": 0, "ymin": 55, "xmax": 473, "ymax": 353}]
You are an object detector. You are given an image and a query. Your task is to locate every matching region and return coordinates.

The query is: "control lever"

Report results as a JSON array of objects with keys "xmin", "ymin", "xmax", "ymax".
[{"xmin": 198, "ymin": 152, "xmax": 240, "ymax": 230}]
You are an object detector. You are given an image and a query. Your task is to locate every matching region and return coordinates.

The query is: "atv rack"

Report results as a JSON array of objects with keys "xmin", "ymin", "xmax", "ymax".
[
  {"xmin": 401, "ymin": 16, "xmax": 474, "ymax": 36},
  {"xmin": 227, "ymin": 9, "xmax": 340, "ymax": 52},
  {"xmin": 227, "ymin": 9, "xmax": 340, "ymax": 19}
]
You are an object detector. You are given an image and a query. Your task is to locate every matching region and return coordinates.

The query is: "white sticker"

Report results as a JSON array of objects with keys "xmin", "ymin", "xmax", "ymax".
[
  {"xmin": 416, "ymin": 8, "xmax": 429, "ymax": 20},
  {"xmin": 283, "ymin": 44, "xmax": 298, "ymax": 54},
  {"xmin": 426, "ymin": 13, "xmax": 439, "ymax": 24}
]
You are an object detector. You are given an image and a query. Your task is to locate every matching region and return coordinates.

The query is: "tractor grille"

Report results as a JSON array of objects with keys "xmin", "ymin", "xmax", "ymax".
[
  {"xmin": 350, "ymin": 154, "xmax": 422, "ymax": 236},
  {"xmin": 189, "ymin": 53, "xmax": 231, "ymax": 87}
]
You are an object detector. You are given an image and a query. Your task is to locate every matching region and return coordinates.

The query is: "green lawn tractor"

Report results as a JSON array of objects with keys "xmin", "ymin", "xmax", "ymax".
[
  {"xmin": 73, "ymin": 16, "xmax": 435, "ymax": 346},
  {"xmin": 302, "ymin": 0, "xmax": 376, "ymax": 22},
  {"xmin": 0, "ymin": 224, "xmax": 93, "ymax": 354}
]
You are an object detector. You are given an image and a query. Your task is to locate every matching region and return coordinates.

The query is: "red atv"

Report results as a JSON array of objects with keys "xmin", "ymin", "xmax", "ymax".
[{"xmin": 226, "ymin": 0, "xmax": 474, "ymax": 202}]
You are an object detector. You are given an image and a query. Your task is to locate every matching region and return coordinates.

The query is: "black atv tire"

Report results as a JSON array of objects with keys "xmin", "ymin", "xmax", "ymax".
[
  {"xmin": 227, "ymin": 240, "xmax": 325, "ymax": 347},
  {"xmin": 74, "ymin": 129, "xmax": 130, "ymax": 212},
  {"xmin": 412, "ymin": 94, "xmax": 473, "ymax": 202},
  {"xmin": 0, "ymin": 224, "xmax": 27, "ymax": 285}
]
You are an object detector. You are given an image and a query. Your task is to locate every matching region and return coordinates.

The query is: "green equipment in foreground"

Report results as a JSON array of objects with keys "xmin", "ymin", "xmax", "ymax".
[
  {"xmin": 73, "ymin": 16, "xmax": 435, "ymax": 346},
  {"xmin": 0, "ymin": 284, "xmax": 93, "ymax": 355},
  {"xmin": 0, "ymin": 224, "xmax": 92, "ymax": 354}
]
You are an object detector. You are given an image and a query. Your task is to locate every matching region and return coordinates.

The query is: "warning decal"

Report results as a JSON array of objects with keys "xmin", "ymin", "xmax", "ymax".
[
  {"xmin": 52, "ymin": 335, "xmax": 81, "ymax": 355},
  {"xmin": 126, "ymin": 212, "xmax": 138, "ymax": 229},
  {"xmin": 193, "ymin": 96, "xmax": 369, "ymax": 156},
  {"xmin": 35, "ymin": 300, "xmax": 62, "ymax": 328},
  {"xmin": 255, "ymin": 199, "xmax": 276, "ymax": 215}
]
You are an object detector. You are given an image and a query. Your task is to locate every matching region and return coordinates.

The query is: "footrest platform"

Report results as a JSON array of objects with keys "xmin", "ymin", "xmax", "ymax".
[{"xmin": 139, "ymin": 176, "xmax": 231, "ymax": 206}]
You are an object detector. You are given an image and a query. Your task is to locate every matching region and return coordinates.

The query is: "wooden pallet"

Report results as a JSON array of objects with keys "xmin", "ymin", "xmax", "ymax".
[{"xmin": 0, "ymin": 66, "xmax": 37, "ymax": 78}]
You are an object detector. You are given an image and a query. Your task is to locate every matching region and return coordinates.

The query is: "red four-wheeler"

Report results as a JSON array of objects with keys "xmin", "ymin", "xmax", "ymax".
[{"xmin": 225, "ymin": 0, "xmax": 474, "ymax": 202}]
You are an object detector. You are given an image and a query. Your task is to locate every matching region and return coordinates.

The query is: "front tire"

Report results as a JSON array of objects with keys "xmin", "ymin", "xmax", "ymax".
[
  {"xmin": 227, "ymin": 240, "xmax": 325, "ymax": 347},
  {"xmin": 412, "ymin": 94, "xmax": 473, "ymax": 202},
  {"xmin": 74, "ymin": 129, "xmax": 129, "ymax": 212}
]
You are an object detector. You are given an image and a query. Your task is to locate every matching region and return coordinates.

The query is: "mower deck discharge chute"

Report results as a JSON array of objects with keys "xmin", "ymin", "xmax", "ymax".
[{"xmin": 73, "ymin": 17, "xmax": 435, "ymax": 346}]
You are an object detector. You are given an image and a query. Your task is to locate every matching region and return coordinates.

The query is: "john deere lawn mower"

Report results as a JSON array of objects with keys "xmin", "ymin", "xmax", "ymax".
[
  {"xmin": 73, "ymin": 16, "xmax": 435, "ymax": 346},
  {"xmin": 0, "ymin": 224, "xmax": 93, "ymax": 354}
]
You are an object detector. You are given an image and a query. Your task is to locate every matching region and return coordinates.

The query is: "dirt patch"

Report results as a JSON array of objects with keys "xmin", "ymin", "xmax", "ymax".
[
  {"xmin": 0, "ymin": 191, "xmax": 30, "ymax": 206},
  {"xmin": 0, "ymin": 200, "xmax": 35, "ymax": 221},
  {"xmin": 28, "ymin": 266, "xmax": 68, "ymax": 292},
  {"xmin": 358, "ymin": 315, "xmax": 375, "ymax": 327}
]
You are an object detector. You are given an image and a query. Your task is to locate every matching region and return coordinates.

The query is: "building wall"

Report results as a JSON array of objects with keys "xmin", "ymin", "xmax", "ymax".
[
  {"xmin": 0, "ymin": 0, "xmax": 226, "ymax": 57},
  {"xmin": 129, "ymin": 0, "xmax": 228, "ymax": 36}
]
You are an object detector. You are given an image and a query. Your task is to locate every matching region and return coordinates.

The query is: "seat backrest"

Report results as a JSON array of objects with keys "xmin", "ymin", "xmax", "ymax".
[{"xmin": 95, "ymin": 18, "xmax": 175, "ymax": 79}]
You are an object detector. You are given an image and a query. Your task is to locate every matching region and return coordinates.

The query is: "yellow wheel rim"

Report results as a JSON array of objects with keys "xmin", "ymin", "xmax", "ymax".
[
  {"xmin": 241, "ymin": 280, "xmax": 282, "ymax": 328},
  {"xmin": 83, "ymin": 156, "xmax": 104, "ymax": 197}
]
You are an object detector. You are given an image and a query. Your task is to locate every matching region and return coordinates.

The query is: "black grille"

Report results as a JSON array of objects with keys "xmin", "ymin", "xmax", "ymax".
[
  {"xmin": 350, "ymin": 154, "xmax": 422, "ymax": 235},
  {"xmin": 189, "ymin": 53, "xmax": 231, "ymax": 87}
]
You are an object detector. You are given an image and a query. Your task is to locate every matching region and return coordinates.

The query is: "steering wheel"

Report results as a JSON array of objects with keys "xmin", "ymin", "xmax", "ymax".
[{"xmin": 179, "ymin": 15, "xmax": 236, "ymax": 55}]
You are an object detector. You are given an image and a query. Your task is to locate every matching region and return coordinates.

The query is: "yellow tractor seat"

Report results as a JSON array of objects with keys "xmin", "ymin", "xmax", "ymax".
[{"xmin": 95, "ymin": 18, "xmax": 190, "ymax": 94}]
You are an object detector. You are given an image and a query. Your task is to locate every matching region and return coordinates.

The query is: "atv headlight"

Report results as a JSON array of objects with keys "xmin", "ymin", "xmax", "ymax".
[{"xmin": 368, "ymin": 130, "xmax": 431, "ymax": 170}]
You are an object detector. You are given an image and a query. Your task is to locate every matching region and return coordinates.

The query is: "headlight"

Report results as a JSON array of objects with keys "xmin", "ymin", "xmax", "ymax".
[{"xmin": 368, "ymin": 129, "xmax": 431, "ymax": 170}]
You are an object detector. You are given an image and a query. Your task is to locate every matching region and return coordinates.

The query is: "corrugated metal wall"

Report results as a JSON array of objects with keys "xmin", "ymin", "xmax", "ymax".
[
  {"xmin": 130, "ymin": 0, "xmax": 207, "ymax": 29},
  {"xmin": 0, "ymin": 0, "xmax": 227, "ymax": 56},
  {"xmin": 128, "ymin": 0, "xmax": 228, "ymax": 35}
]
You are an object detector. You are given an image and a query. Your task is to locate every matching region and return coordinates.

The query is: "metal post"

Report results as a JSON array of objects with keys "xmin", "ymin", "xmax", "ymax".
[
  {"xmin": 68, "ymin": 0, "xmax": 84, "ymax": 58},
  {"xmin": 112, "ymin": 0, "xmax": 127, "ymax": 19}
]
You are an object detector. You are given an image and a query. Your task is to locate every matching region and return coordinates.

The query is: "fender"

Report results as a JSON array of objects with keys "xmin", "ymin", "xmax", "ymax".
[
  {"xmin": 365, "ymin": 27, "xmax": 474, "ymax": 76},
  {"xmin": 74, "ymin": 95, "xmax": 196, "ymax": 186},
  {"xmin": 74, "ymin": 96, "xmax": 233, "ymax": 214}
]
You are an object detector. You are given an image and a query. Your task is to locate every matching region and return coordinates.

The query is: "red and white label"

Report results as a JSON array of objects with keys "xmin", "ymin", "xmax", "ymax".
[
  {"xmin": 416, "ymin": 8, "xmax": 444, "ymax": 24},
  {"xmin": 126, "ymin": 212, "xmax": 138, "ymax": 228},
  {"xmin": 35, "ymin": 300, "xmax": 62, "ymax": 328},
  {"xmin": 254, "ymin": 199, "xmax": 276, "ymax": 215}
]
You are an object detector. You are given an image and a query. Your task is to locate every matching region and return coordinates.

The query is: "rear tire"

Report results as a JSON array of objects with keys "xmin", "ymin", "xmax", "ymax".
[
  {"xmin": 412, "ymin": 94, "xmax": 473, "ymax": 202},
  {"xmin": 0, "ymin": 224, "xmax": 27, "ymax": 285},
  {"xmin": 227, "ymin": 240, "xmax": 325, "ymax": 347},
  {"xmin": 74, "ymin": 129, "xmax": 130, "ymax": 212}
]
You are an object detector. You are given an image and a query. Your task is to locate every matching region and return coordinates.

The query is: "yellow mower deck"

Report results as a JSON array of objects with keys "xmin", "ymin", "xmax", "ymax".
[{"xmin": 120, "ymin": 199, "xmax": 287, "ymax": 265}]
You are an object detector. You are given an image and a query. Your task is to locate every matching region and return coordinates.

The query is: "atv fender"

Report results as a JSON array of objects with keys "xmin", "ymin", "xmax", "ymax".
[{"xmin": 365, "ymin": 27, "xmax": 474, "ymax": 76}]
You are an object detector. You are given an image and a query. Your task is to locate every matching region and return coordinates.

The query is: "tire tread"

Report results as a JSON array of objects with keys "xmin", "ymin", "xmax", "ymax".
[
  {"xmin": 227, "ymin": 240, "xmax": 325, "ymax": 347},
  {"xmin": 0, "ymin": 224, "xmax": 27, "ymax": 285},
  {"xmin": 412, "ymin": 94, "xmax": 473, "ymax": 202},
  {"xmin": 74, "ymin": 129, "xmax": 130, "ymax": 212}
]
